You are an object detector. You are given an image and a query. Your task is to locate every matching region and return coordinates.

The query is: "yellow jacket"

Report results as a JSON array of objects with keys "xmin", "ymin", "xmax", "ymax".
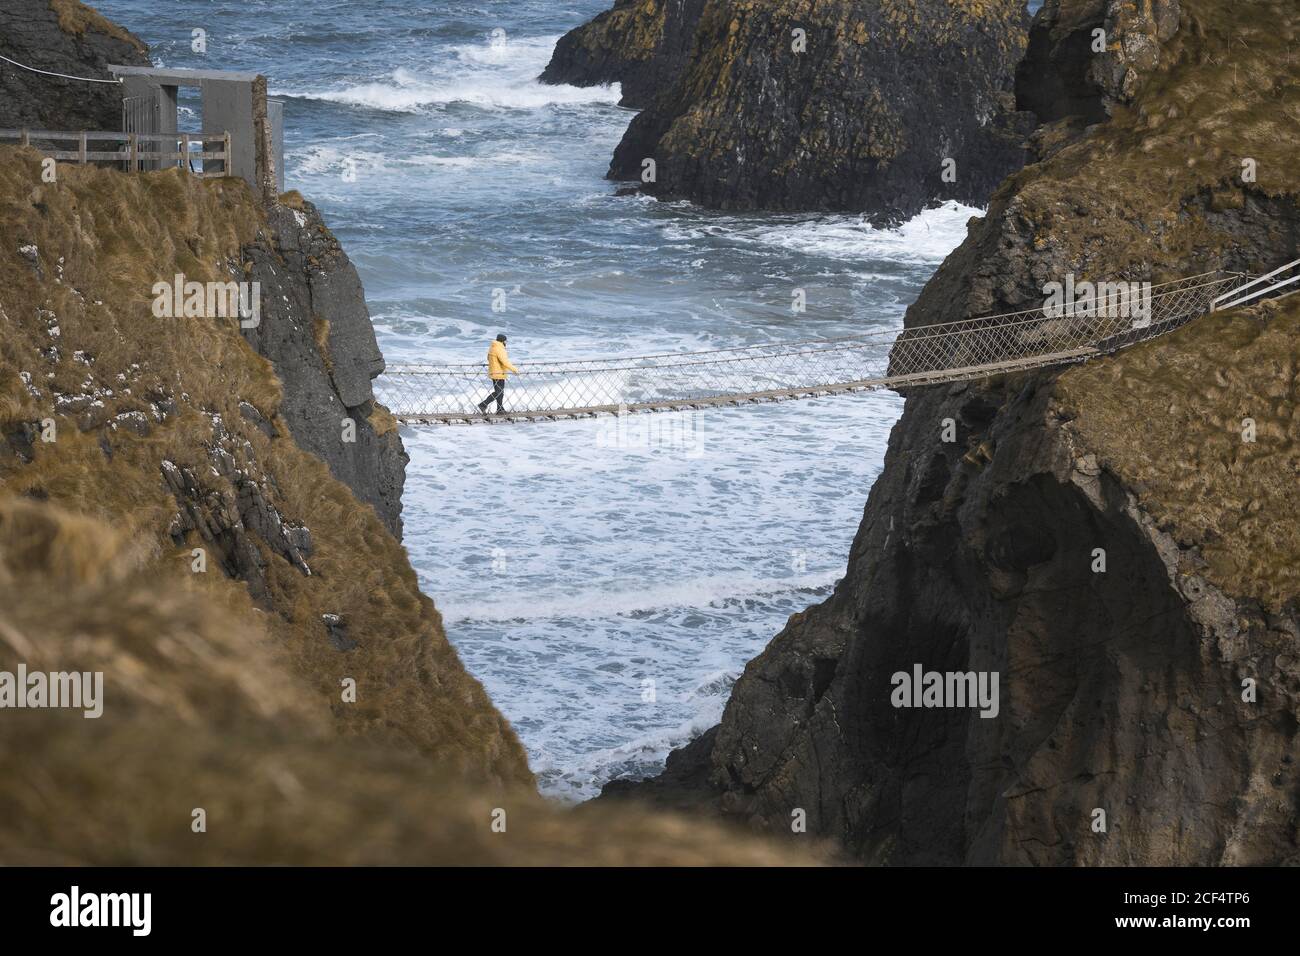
[{"xmin": 488, "ymin": 340, "xmax": 518, "ymax": 380}]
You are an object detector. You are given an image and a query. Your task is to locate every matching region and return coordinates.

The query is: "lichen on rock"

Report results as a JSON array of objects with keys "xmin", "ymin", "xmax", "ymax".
[
  {"xmin": 241, "ymin": 194, "xmax": 407, "ymax": 538},
  {"xmin": 589, "ymin": 0, "xmax": 1035, "ymax": 220},
  {"xmin": 540, "ymin": 0, "xmax": 708, "ymax": 108}
]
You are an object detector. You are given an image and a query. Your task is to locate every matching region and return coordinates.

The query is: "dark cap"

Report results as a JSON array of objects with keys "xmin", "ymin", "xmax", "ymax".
[{"xmin": 496, "ymin": 333, "xmax": 507, "ymax": 343}]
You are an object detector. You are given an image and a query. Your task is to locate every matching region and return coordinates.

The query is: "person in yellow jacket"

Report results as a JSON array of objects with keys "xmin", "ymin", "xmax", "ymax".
[{"xmin": 477, "ymin": 333, "xmax": 518, "ymax": 414}]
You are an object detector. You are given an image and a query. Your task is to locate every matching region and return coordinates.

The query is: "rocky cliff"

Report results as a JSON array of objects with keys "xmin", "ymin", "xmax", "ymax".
[
  {"xmin": 241, "ymin": 194, "xmax": 407, "ymax": 537},
  {"xmin": 0, "ymin": 152, "xmax": 528, "ymax": 785},
  {"xmin": 0, "ymin": 1, "xmax": 818, "ymax": 866},
  {"xmin": 0, "ymin": 0, "xmax": 149, "ymax": 130},
  {"xmin": 554, "ymin": 0, "xmax": 1034, "ymax": 220},
  {"xmin": 540, "ymin": 0, "xmax": 707, "ymax": 108},
  {"xmin": 0, "ymin": 158, "xmax": 817, "ymax": 860},
  {"xmin": 1016, "ymin": 0, "xmax": 1181, "ymax": 127},
  {"xmin": 1, "ymin": 2, "xmax": 406, "ymax": 536},
  {"xmin": 603, "ymin": 0, "xmax": 1300, "ymax": 865},
  {"xmin": 0, "ymin": 493, "xmax": 823, "ymax": 864}
]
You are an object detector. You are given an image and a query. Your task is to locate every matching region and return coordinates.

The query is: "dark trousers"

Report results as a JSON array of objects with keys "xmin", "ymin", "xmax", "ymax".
[{"xmin": 478, "ymin": 378, "xmax": 505, "ymax": 412}]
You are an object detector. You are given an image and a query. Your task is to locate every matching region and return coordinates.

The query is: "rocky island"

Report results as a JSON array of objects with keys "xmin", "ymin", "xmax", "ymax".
[{"xmin": 545, "ymin": 0, "xmax": 1036, "ymax": 220}]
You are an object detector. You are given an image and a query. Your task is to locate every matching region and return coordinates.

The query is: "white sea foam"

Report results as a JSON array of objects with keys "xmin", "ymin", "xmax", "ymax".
[
  {"xmin": 282, "ymin": 35, "xmax": 622, "ymax": 112},
  {"xmin": 438, "ymin": 571, "xmax": 839, "ymax": 625},
  {"xmin": 79, "ymin": 0, "xmax": 977, "ymax": 808},
  {"xmin": 287, "ymin": 144, "xmax": 543, "ymax": 178},
  {"xmin": 251, "ymin": 15, "xmax": 977, "ymax": 805},
  {"xmin": 530, "ymin": 691, "xmax": 734, "ymax": 802},
  {"xmin": 400, "ymin": 388, "xmax": 904, "ymax": 800},
  {"xmin": 666, "ymin": 201, "xmax": 982, "ymax": 264}
]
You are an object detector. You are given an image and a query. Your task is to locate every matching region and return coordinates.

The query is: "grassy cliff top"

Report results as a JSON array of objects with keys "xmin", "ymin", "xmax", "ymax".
[
  {"xmin": 1058, "ymin": 295, "xmax": 1300, "ymax": 614},
  {"xmin": 1000, "ymin": 0, "xmax": 1299, "ymax": 277},
  {"xmin": 1044, "ymin": 0, "xmax": 1300, "ymax": 611},
  {"xmin": 49, "ymin": 0, "xmax": 146, "ymax": 52},
  {"xmin": 0, "ymin": 148, "xmax": 533, "ymax": 787}
]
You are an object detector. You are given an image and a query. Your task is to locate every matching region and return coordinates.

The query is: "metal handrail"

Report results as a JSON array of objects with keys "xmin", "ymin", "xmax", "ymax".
[{"xmin": 1211, "ymin": 257, "xmax": 1300, "ymax": 312}]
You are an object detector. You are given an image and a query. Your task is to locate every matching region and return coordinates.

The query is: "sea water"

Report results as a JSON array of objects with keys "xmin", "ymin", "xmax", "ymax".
[{"xmin": 98, "ymin": 0, "xmax": 985, "ymax": 800}]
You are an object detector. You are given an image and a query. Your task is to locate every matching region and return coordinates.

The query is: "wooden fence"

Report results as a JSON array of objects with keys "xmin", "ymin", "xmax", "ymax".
[{"xmin": 0, "ymin": 129, "xmax": 231, "ymax": 176}]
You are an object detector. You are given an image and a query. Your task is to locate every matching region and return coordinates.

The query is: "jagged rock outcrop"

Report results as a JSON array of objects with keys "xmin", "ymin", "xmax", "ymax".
[
  {"xmin": 540, "ymin": 0, "xmax": 707, "ymax": 108},
  {"xmin": 1016, "ymin": 0, "xmax": 1181, "ymax": 127},
  {"xmin": 603, "ymin": 0, "xmax": 1300, "ymax": 864},
  {"xmin": 0, "ymin": 0, "xmax": 825, "ymax": 867},
  {"xmin": 242, "ymin": 196, "xmax": 407, "ymax": 538},
  {"xmin": 596, "ymin": 0, "xmax": 1034, "ymax": 220},
  {"xmin": 162, "ymin": 450, "xmax": 314, "ymax": 606},
  {"xmin": 0, "ymin": 0, "xmax": 149, "ymax": 130}
]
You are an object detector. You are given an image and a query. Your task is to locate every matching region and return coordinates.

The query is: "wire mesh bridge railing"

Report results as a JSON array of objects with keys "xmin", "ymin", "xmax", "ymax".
[{"xmin": 376, "ymin": 271, "xmax": 1248, "ymax": 425}]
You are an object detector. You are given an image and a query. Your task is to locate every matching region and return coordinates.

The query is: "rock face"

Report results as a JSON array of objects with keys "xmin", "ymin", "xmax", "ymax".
[
  {"xmin": 540, "ymin": 0, "xmax": 707, "ymax": 108},
  {"xmin": 242, "ymin": 197, "xmax": 407, "ymax": 538},
  {"xmin": 603, "ymin": 0, "xmax": 1300, "ymax": 864},
  {"xmin": 0, "ymin": 0, "xmax": 149, "ymax": 130},
  {"xmin": 0, "ymin": 1, "xmax": 823, "ymax": 867},
  {"xmin": 1016, "ymin": 0, "xmax": 1181, "ymax": 126},
  {"xmin": 0, "ymin": 0, "xmax": 526, "ymax": 795},
  {"xmin": 592, "ymin": 0, "xmax": 1034, "ymax": 220}
]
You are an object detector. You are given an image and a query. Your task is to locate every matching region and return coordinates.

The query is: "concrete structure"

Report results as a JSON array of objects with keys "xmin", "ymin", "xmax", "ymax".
[{"xmin": 108, "ymin": 65, "xmax": 283, "ymax": 198}]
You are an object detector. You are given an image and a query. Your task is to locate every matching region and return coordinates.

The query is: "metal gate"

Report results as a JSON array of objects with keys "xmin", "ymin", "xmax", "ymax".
[{"xmin": 122, "ymin": 93, "xmax": 160, "ymax": 170}]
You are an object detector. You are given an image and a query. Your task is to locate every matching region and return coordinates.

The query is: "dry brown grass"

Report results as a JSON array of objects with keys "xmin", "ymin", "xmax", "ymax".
[
  {"xmin": 0, "ymin": 148, "xmax": 532, "ymax": 789},
  {"xmin": 368, "ymin": 402, "xmax": 400, "ymax": 437},
  {"xmin": 48, "ymin": 0, "xmax": 146, "ymax": 52},
  {"xmin": 0, "ymin": 144, "xmax": 827, "ymax": 864},
  {"xmin": 1029, "ymin": 0, "xmax": 1300, "ymax": 610},
  {"xmin": 278, "ymin": 189, "xmax": 309, "ymax": 211},
  {"xmin": 1057, "ymin": 295, "xmax": 1300, "ymax": 613},
  {"xmin": 0, "ymin": 496, "xmax": 823, "ymax": 865}
]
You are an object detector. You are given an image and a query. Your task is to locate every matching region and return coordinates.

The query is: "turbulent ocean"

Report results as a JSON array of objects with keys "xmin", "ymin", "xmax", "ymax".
[{"xmin": 97, "ymin": 0, "xmax": 1017, "ymax": 800}]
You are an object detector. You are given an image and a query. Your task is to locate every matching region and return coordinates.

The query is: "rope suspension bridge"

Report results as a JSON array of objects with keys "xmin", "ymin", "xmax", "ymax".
[{"xmin": 377, "ymin": 263, "xmax": 1300, "ymax": 426}]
